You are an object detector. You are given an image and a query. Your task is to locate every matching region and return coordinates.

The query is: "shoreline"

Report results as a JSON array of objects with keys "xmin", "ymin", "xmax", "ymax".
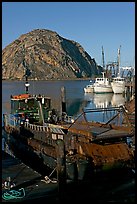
[{"xmin": 2, "ymin": 78, "xmax": 94, "ymax": 82}]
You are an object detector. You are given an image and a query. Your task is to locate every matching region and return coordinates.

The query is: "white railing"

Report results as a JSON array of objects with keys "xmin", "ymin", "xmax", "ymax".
[{"xmin": 24, "ymin": 122, "xmax": 64, "ymax": 134}]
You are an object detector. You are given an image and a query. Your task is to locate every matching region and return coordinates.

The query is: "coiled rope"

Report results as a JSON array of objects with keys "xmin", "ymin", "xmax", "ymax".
[{"xmin": 41, "ymin": 167, "xmax": 58, "ymax": 184}]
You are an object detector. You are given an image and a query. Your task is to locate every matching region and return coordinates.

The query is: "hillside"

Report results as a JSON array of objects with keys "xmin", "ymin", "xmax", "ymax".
[{"xmin": 2, "ymin": 29, "xmax": 103, "ymax": 80}]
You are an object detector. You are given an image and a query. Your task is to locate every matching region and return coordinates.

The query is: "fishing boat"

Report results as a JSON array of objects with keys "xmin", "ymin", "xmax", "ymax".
[
  {"xmin": 111, "ymin": 76, "xmax": 125, "ymax": 94},
  {"xmin": 2, "ymin": 69, "xmax": 77, "ymax": 181},
  {"xmin": 84, "ymin": 83, "xmax": 94, "ymax": 93},
  {"xmin": 94, "ymin": 47, "xmax": 113, "ymax": 93},
  {"xmin": 83, "ymin": 73, "xmax": 113, "ymax": 94},
  {"xmin": 111, "ymin": 46, "xmax": 125, "ymax": 94},
  {"xmin": 3, "ymin": 65, "xmax": 135, "ymax": 183},
  {"xmin": 84, "ymin": 47, "xmax": 113, "ymax": 94},
  {"xmin": 93, "ymin": 72, "xmax": 113, "ymax": 93}
]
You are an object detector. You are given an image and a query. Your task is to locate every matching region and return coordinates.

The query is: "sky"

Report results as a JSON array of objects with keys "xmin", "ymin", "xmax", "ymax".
[{"xmin": 2, "ymin": 2, "xmax": 135, "ymax": 67}]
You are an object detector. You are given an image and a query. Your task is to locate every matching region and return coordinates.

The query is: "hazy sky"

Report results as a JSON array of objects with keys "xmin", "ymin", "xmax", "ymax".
[{"xmin": 2, "ymin": 2, "xmax": 135, "ymax": 67}]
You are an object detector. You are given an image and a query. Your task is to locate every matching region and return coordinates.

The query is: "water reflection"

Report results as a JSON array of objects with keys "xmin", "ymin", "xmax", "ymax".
[
  {"xmin": 83, "ymin": 93, "xmax": 126, "ymax": 123},
  {"xmin": 84, "ymin": 93, "xmax": 126, "ymax": 109},
  {"xmin": 84, "ymin": 92, "xmax": 94, "ymax": 102},
  {"xmin": 66, "ymin": 98, "xmax": 86, "ymax": 116},
  {"xmin": 111, "ymin": 94, "xmax": 125, "ymax": 107},
  {"xmin": 93, "ymin": 93, "xmax": 113, "ymax": 108}
]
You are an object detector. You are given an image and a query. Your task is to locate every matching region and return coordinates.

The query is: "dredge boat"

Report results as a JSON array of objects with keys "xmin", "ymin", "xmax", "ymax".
[{"xmin": 3, "ymin": 68, "xmax": 135, "ymax": 183}]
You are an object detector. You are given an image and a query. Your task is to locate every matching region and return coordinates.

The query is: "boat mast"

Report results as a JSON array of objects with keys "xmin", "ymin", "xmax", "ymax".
[
  {"xmin": 117, "ymin": 45, "xmax": 121, "ymax": 77},
  {"xmin": 25, "ymin": 70, "xmax": 30, "ymax": 94},
  {"xmin": 22, "ymin": 59, "xmax": 31, "ymax": 94},
  {"xmin": 102, "ymin": 46, "xmax": 105, "ymax": 69},
  {"xmin": 102, "ymin": 46, "xmax": 106, "ymax": 78},
  {"xmin": 22, "ymin": 45, "xmax": 31, "ymax": 94}
]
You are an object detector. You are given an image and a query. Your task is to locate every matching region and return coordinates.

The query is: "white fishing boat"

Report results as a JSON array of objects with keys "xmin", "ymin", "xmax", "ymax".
[
  {"xmin": 84, "ymin": 73, "xmax": 113, "ymax": 93},
  {"xmin": 94, "ymin": 72, "xmax": 113, "ymax": 93},
  {"xmin": 111, "ymin": 76, "xmax": 125, "ymax": 94},
  {"xmin": 93, "ymin": 47, "xmax": 113, "ymax": 94},
  {"xmin": 84, "ymin": 47, "xmax": 113, "ymax": 94},
  {"xmin": 111, "ymin": 46, "xmax": 125, "ymax": 94}
]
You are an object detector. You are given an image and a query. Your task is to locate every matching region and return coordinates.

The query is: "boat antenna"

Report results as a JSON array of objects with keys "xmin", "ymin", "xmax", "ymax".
[{"xmin": 22, "ymin": 59, "xmax": 31, "ymax": 94}]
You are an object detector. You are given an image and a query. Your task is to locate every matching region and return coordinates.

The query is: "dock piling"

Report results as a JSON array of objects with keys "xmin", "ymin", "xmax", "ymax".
[{"xmin": 56, "ymin": 139, "xmax": 66, "ymax": 199}]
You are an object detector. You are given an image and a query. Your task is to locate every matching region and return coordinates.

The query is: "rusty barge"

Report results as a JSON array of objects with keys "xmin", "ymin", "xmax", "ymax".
[
  {"xmin": 3, "ymin": 98, "xmax": 135, "ymax": 182},
  {"xmin": 3, "ymin": 69, "xmax": 135, "ymax": 183}
]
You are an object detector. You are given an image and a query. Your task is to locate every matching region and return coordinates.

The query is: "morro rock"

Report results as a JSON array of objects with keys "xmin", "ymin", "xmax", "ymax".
[{"xmin": 2, "ymin": 29, "xmax": 103, "ymax": 80}]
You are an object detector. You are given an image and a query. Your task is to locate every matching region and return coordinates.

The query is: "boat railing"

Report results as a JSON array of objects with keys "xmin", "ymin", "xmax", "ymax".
[
  {"xmin": 4, "ymin": 114, "xmax": 21, "ymax": 128},
  {"xmin": 24, "ymin": 122, "xmax": 48, "ymax": 131},
  {"xmin": 66, "ymin": 106, "xmax": 134, "ymax": 134},
  {"xmin": 84, "ymin": 106, "xmax": 123, "ymax": 113},
  {"xmin": 24, "ymin": 121, "xmax": 65, "ymax": 146},
  {"xmin": 24, "ymin": 121, "xmax": 65, "ymax": 135}
]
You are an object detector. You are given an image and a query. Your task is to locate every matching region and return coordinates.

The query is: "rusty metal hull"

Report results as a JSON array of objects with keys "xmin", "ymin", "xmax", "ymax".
[
  {"xmin": 3, "ymin": 121, "xmax": 134, "ymax": 182},
  {"xmin": 3, "ymin": 104, "xmax": 135, "ymax": 181},
  {"xmin": 77, "ymin": 142, "xmax": 134, "ymax": 169}
]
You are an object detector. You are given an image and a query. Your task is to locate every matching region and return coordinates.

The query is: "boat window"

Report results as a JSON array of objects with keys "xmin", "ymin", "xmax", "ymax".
[
  {"xmin": 11, "ymin": 100, "xmax": 20, "ymax": 113},
  {"xmin": 11, "ymin": 100, "xmax": 14, "ymax": 111},
  {"xmin": 44, "ymin": 99, "xmax": 51, "ymax": 109}
]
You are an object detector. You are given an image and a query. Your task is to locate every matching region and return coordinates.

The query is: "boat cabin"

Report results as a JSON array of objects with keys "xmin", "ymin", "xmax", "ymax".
[
  {"xmin": 112, "ymin": 77, "xmax": 125, "ymax": 82},
  {"xmin": 10, "ymin": 94, "xmax": 51, "ymax": 124}
]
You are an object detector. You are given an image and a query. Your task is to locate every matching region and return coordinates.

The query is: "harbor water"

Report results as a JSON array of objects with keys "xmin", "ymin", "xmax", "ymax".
[
  {"xmin": 2, "ymin": 80, "xmax": 135, "ymax": 202},
  {"xmin": 2, "ymin": 80, "xmax": 132, "ymax": 122}
]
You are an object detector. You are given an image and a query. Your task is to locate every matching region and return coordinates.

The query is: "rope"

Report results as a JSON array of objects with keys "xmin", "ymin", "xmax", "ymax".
[
  {"xmin": 49, "ymin": 166, "xmax": 57, "ymax": 177},
  {"xmin": 2, "ymin": 188, "xmax": 25, "ymax": 200},
  {"xmin": 41, "ymin": 167, "xmax": 58, "ymax": 184},
  {"xmin": 2, "ymin": 167, "xmax": 58, "ymax": 200}
]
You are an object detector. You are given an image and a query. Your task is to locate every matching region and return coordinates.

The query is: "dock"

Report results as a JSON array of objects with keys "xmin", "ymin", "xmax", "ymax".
[
  {"xmin": 2, "ymin": 151, "xmax": 58, "ymax": 202},
  {"xmin": 2, "ymin": 151, "xmax": 135, "ymax": 203},
  {"xmin": 125, "ymin": 81, "xmax": 135, "ymax": 95}
]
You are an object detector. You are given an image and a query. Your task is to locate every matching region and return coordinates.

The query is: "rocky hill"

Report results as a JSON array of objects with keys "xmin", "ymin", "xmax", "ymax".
[{"xmin": 2, "ymin": 29, "xmax": 103, "ymax": 80}]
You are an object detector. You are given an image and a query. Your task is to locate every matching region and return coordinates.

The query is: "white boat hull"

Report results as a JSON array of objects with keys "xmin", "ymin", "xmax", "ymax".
[
  {"xmin": 94, "ymin": 85, "xmax": 113, "ymax": 93},
  {"xmin": 111, "ymin": 82, "xmax": 125, "ymax": 94}
]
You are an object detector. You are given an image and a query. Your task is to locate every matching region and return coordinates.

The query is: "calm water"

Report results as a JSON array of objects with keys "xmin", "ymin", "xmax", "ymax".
[
  {"xmin": 2, "ymin": 80, "xmax": 135, "ymax": 202},
  {"xmin": 2, "ymin": 80, "xmax": 128, "ymax": 123}
]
